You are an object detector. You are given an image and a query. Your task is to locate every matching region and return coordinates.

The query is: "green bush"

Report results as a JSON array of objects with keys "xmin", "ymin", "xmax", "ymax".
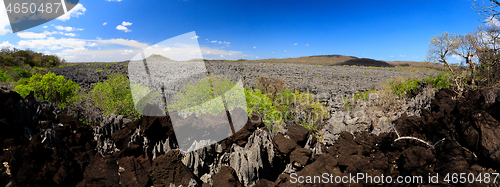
[
  {"xmin": 0, "ymin": 70, "xmax": 12, "ymax": 82},
  {"xmin": 245, "ymin": 88, "xmax": 286, "ymax": 130},
  {"xmin": 387, "ymin": 77, "xmax": 422, "ymax": 98},
  {"xmin": 353, "ymin": 89, "xmax": 376, "ymax": 101},
  {"xmin": 291, "ymin": 90, "xmax": 329, "ymax": 130},
  {"xmin": 423, "ymin": 73, "xmax": 451, "ymax": 90},
  {"xmin": 90, "ymin": 74, "xmax": 141, "ymax": 120},
  {"xmin": 169, "ymin": 74, "xmax": 246, "ymax": 117},
  {"xmin": 13, "ymin": 68, "xmax": 32, "ymax": 79},
  {"xmin": 14, "ymin": 72, "xmax": 79, "ymax": 107}
]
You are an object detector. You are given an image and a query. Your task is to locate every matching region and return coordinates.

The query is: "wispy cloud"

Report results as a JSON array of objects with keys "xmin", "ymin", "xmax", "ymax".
[
  {"xmin": 57, "ymin": 4, "xmax": 86, "ymax": 21},
  {"xmin": 294, "ymin": 43, "xmax": 298, "ymax": 45},
  {"xmin": 305, "ymin": 44, "xmax": 309, "ymax": 46},
  {"xmin": 399, "ymin": 55, "xmax": 406, "ymax": 57},
  {"xmin": 54, "ymin": 25, "xmax": 84, "ymax": 32},
  {"xmin": 103, "ymin": 22, "xmax": 108, "ymax": 26},
  {"xmin": 17, "ymin": 32, "xmax": 47, "ymax": 39},
  {"xmin": 191, "ymin": 35, "xmax": 199, "ymax": 39}
]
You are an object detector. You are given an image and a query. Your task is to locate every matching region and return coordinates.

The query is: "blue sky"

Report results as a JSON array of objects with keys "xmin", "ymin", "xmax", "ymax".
[{"xmin": 0, "ymin": 0, "xmax": 487, "ymax": 62}]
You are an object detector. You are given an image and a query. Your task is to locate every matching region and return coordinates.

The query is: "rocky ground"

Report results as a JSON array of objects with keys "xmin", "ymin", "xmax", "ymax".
[
  {"xmin": 2, "ymin": 61, "xmax": 499, "ymax": 186},
  {"xmin": 51, "ymin": 60, "xmax": 437, "ymax": 95}
]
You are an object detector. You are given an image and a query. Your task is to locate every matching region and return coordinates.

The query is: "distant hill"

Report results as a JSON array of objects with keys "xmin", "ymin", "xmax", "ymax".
[
  {"xmin": 244, "ymin": 54, "xmax": 358, "ymax": 66},
  {"xmin": 233, "ymin": 54, "xmax": 445, "ymax": 71},
  {"xmin": 338, "ymin": 58, "xmax": 394, "ymax": 67}
]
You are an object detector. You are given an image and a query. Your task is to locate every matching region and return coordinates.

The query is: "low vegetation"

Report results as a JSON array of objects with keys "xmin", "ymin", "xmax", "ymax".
[
  {"xmin": 13, "ymin": 72, "xmax": 79, "ymax": 107},
  {"xmin": 89, "ymin": 74, "xmax": 141, "ymax": 120}
]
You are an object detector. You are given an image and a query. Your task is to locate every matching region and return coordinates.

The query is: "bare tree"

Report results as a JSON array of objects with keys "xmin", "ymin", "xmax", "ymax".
[
  {"xmin": 473, "ymin": 0, "xmax": 500, "ymax": 22},
  {"xmin": 454, "ymin": 33, "xmax": 478, "ymax": 85},
  {"xmin": 426, "ymin": 32, "xmax": 458, "ymax": 73},
  {"xmin": 475, "ymin": 25, "xmax": 500, "ymax": 86}
]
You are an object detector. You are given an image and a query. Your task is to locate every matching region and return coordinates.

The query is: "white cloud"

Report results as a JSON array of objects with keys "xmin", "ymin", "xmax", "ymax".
[
  {"xmin": 284, "ymin": 50, "xmax": 287, "ymax": 52},
  {"xmin": 200, "ymin": 48, "xmax": 241, "ymax": 56},
  {"xmin": 54, "ymin": 25, "xmax": 83, "ymax": 32},
  {"xmin": 0, "ymin": 0, "xmax": 11, "ymax": 35},
  {"xmin": 122, "ymin": 21, "xmax": 133, "ymax": 26},
  {"xmin": 305, "ymin": 44, "xmax": 309, "ymax": 46},
  {"xmin": 65, "ymin": 33, "xmax": 76, "ymax": 37},
  {"xmin": 43, "ymin": 26, "xmax": 48, "ymax": 29},
  {"xmin": 18, "ymin": 37, "xmax": 90, "ymax": 50},
  {"xmin": 121, "ymin": 49, "xmax": 134, "ymax": 55},
  {"xmin": 451, "ymin": 54, "xmax": 462, "ymax": 61},
  {"xmin": 211, "ymin": 40, "xmax": 217, "ymax": 43},
  {"xmin": 17, "ymin": 32, "xmax": 47, "ymax": 39},
  {"xmin": 294, "ymin": 43, "xmax": 298, "ymax": 45},
  {"xmin": 116, "ymin": 25, "xmax": 131, "ymax": 32},
  {"xmin": 272, "ymin": 52, "xmax": 274, "ymax": 53},
  {"xmin": 57, "ymin": 4, "xmax": 86, "ymax": 21},
  {"xmin": 103, "ymin": 22, "xmax": 108, "ymax": 26},
  {"xmin": 218, "ymin": 41, "xmax": 222, "ymax": 44},
  {"xmin": 220, "ymin": 55, "xmax": 224, "ymax": 57},
  {"xmin": 256, "ymin": 56, "xmax": 259, "ymax": 59},
  {"xmin": 399, "ymin": 55, "xmax": 406, "ymax": 57},
  {"xmin": 90, "ymin": 38, "xmax": 148, "ymax": 49},
  {"xmin": 0, "ymin": 41, "xmax": 15, "ymax": 49},
  {"xmin": 253, "ymin": 46, "xmax": 256, "ymax": 48},
  {"xmin": 116, "ymin": 21, "xmax": 132, "ymax": 32},
  {"xmin": 486, "ymin": 16, "xmax": 500, "ymax": 27},
  {"xmin": 107, "ymin": 0, "xmax": 123, "ymax": 2},
  {"xmin": 389, "ymin": 55, "xmax": 394, "ymax": 57},
  {"xmin": 191, "ymin": 35, "xmax": 199, "ymax": 39}
]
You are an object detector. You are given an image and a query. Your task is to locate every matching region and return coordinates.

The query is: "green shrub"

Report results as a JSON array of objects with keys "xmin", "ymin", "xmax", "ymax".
[
  {"xmin": 13, "ymin": 68, "xmax": 31, "ymax": 79},
  {"xmin": 343, "ymin": 97, "xmax": 350, "ymax": 111},
  {"xmin": 14, "ymin": 72, "xmax": 79, "ymax": 107},
  {"xmin": 90, "ymin": 74, "xmax": 141, "ymax": 120},
  {"xmin": 168, "ymin": 74, "xmax": 246, "ymax": 117},
  {"xmin": 353, "ymin": 89, "xmax": 376, "ymax": 101},
  {"xmin": 292, "ymin": 90, "xmax": 329, "ymax": 130},
  {"xmin": 387, "ymin": 77, "xmax": 421, "ymax": 98},
  {"xmin": 104, "ymin": 63, "xmax": 110, "ymax": 69},
  {"xmin": 96, "ymin": 69, "xmax": 102, "ymax": 72},
  {"xmin": 422, "ymin": 73, "xmax": 451, "ymax": 90},
  {"xmin": 0, "ymin": 70, "xmax": 12, "ymax": 82},
  {"xmin": 245, "ymin": 88, "xmax": 286, "ymax": 130}
]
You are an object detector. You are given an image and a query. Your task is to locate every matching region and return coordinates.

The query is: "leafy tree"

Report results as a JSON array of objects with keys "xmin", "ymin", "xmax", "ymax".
[
  {"xmin": 90, "ymin": 74, "xmax": 141, "ymax": 120},
  {"xmin": 14, "ymin": 72, "xmax": 79, "ymax": 107}
]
